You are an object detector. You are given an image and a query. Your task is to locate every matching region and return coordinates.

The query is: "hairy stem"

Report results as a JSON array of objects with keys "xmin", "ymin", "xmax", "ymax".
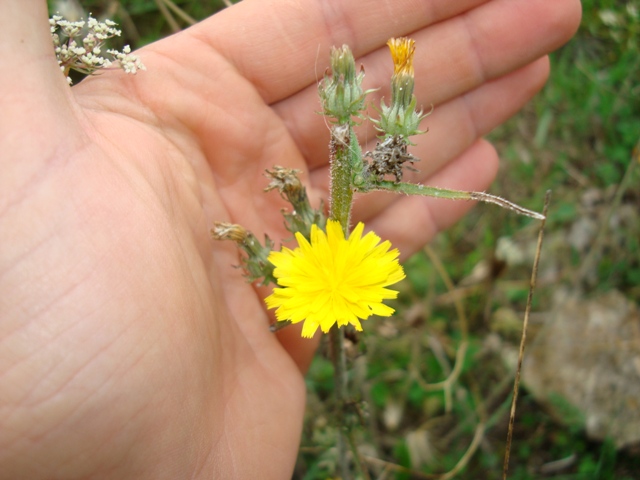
[
  {"xmin": 329, "ymin": 125, "xmax": 355, "ymax": 231},
  {"xmin": 360, "ymin": 180, "xmax": 546, "ymax": 220},
  {"xmin": 330, "ymin": 327, "xmax": 349, "ymax": 478},
  {"xmin": 328, "ymin": 123, "xmax": 358, "ymax": 478}
]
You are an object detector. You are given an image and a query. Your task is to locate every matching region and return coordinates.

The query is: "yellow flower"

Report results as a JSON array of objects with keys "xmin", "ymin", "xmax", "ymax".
[
  {"xmin": 265, "ymin": 220, "xmax": 405, "ymax": 338},
  {"xmin": 375, "ymin": 37, "xmax": 426, "ymax": 139},
  {"xmin": 388, "ymin": 37, "xmax": 415, "ymax": 78},
  {"xmin": 387, "ymin": 37, "xmax": 416, "ymax": 110}
]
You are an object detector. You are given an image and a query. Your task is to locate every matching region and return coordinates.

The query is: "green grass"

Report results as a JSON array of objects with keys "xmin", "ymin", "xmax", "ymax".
[{"xmin": 51, "ymin": 1, "xmax": 640, "ymax": 478}]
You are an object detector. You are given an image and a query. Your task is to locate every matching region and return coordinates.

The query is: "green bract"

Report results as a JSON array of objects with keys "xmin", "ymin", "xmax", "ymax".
[{"xmin": 318, "ymin": 46, "xmax": 367, "ymax": 124}]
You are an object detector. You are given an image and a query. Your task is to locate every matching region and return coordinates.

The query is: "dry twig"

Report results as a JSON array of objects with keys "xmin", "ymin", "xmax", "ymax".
[{"xmin": 502, "ymin": 191, "xmax": 550, "ymax": 479}]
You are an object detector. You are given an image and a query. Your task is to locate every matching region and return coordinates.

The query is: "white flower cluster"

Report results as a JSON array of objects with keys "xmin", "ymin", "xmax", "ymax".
[
  {"xmin": 50, "ymin": 14, "xmax": 146, "ymax": 85},
  {"xmin": 106, "ymin": 45, "xmax": 145, "ymax": 74}
]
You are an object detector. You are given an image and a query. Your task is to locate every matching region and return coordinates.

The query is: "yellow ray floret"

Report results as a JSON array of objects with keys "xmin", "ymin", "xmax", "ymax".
[
  {"xmin": 265, "ymin": 220, "xmax": 405, "ymax": 338},
  {"xmin": 387, "ymin": 37, "xmax": 415, "ymax": 78}
]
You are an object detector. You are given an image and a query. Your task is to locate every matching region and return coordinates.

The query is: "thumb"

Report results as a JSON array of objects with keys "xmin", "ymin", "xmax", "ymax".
[
  {"xmin": 0, "ymin": 1, "xmax": 69, "ymax": 98},
  {"xmin": 0, "ymin": 1, "xmax": 79, "ymax": 204}
]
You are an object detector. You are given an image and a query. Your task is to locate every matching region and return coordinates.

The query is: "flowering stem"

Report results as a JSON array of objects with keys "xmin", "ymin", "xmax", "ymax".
[
  {"xmin": 319, "ymin": 43, "xmax": 374, "ymax": 478},
  {"xmin": 329, "ymin": 326, "xmax": 350, "ymax": 478},
  {"xmin": 328, "ymin": 122, "xmax": 357, "ymax": 478}
]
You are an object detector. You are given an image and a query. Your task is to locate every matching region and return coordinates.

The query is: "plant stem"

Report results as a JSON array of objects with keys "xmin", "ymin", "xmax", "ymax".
[
  {"xmin": 328, "ymin": 123, "xmax": 357, "ymax": 478},
  {"xmin": 330, "ymin": 326, "xmax": 349, "ymax": 478},
  {"xmin": 360, "ymin": 180, "xmax": 546, "ymax": 220},
  {"xmin": 329, "ymin": 125, "xmax": 355, "ymax": 231}
]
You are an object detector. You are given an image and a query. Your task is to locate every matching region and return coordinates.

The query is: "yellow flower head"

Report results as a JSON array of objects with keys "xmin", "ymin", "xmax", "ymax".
[
  {"xmin": 265, "ymin": 220, "xmax": 405, "ymax": 338},
  {"xmin": 387, "ymin": 37, "xmax": 415, "ymax": 78},
  {"xmin": 385, "ymin": 37, "xmax": 417, "ymax": 114}
]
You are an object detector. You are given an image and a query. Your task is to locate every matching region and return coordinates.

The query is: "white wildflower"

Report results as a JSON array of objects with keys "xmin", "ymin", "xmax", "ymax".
[
  {"xmin": 107, "ymin": 47, "xmax": 146, "ymax": 74},
  {"xmin": 50, "ymin": 14, "xmax": 145, "ymax": 85}
]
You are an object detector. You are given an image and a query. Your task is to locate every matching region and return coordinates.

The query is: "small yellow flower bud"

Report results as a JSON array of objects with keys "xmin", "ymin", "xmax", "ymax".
[
  {"xmin": 374, "ymin": 37, "xmax": 429, "ymax": 140},
  {"xmin": 388, "ymin": 37, "xmax": 416, "ymax": 109}
]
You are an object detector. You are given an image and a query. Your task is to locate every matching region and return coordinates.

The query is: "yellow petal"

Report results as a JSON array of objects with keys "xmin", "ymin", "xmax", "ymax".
[{"xmin": 265, "ymin": 220, "xmax": 404, "ymax": 338}]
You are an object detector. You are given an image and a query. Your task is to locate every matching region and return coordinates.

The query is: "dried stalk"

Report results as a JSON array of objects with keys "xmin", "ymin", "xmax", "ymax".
[{"xmin": 502, "ymin": 190, "xmax": 550, "ymax": 479}]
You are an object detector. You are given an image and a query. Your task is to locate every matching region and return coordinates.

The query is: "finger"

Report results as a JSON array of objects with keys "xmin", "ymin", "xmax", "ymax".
[
  {"xmin": 272, "ymin": 0, "xmax": 580, "ymax": 169},
  {"xmin": 0, "ymin": 2, "xmax": 63, "ymax": 90},
  {"xmin": 307, "ymin": 57, "xmax": 549, "ymax": 219},
  {"xmin": 0, "ymin": 2, "xmax": 79, "ymax": 216},
  {"xmin": 276, "ymin": 326, "xmax": 321, "ymax": 374},
  {"xmin": 364, "ymin": 138, "xmax": 500, "ymax": 260},
  {"xmin": 199, "ymin": 0, "xmax": 491, "ymax": 103}
]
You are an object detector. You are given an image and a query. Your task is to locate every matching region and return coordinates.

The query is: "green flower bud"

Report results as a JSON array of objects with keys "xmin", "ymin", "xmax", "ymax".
[{"xmin": 318, "ymin": 45, "xmax": 367, "ymax": 124}]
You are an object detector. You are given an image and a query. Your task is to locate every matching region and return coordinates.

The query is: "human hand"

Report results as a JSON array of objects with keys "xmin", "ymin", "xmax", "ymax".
[{"xmin": 0, "ymin": 0, "xmax": 580, "ymax": 478}]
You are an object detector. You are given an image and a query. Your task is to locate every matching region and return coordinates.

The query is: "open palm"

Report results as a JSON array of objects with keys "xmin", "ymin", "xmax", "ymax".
[{"xmin": 0, "ymin": 0, "xmax": 579, "ymax": 478}]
